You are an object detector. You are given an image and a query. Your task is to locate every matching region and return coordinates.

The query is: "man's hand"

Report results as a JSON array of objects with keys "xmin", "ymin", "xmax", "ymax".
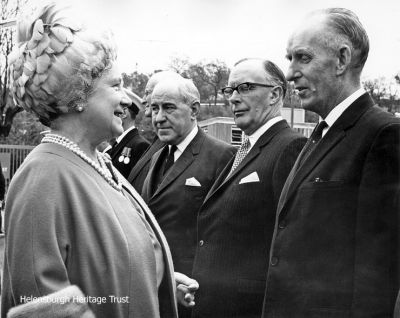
[{"xmin": 175, "ymin": 272, "xmax": 199, "ymax": 307}]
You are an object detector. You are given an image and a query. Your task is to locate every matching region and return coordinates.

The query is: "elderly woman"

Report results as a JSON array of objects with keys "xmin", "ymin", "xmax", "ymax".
[{"xmin": 1, "ymin": 3, "xmax": 189, "ymax": 318}]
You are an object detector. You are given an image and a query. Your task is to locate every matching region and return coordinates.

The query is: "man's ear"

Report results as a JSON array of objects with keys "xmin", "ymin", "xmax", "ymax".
[
  {"xmin": 190, "ymin": 102, "xmax": 200, "ymax": 119},
  {"xmin": 269, "ymin": 86, "xmax": 283, "ymax": 106},
  {"xmin": 337, "ymin": 45, "xmax": 352, "ymax": 75}
]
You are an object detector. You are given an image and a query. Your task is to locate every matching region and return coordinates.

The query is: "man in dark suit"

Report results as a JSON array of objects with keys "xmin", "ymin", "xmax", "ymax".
[
  {"xmin": 128, "ymin": 71, "xmax": 182, "ymax": 192},
  {"xmin": 191, "ymin": 58, "xmax": 306, "ymax": 318},
  {"xmin": 107, "ymin": 89, "xmax": 150, "ymax": 179},
  {"xmin": 142, "ymin": 77, "xmax": 236, "ymax": 318},
  {"xmin": 263, "ymin": 8, "xmax": 400, "ymax": 317}
]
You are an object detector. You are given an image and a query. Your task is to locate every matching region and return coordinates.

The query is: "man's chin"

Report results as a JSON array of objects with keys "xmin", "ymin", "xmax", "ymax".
[
  {"xmin": 299, "ymin": 98, "xmax": 315, "ymax": 111},
  {"xmin": 112, "ymin": 126, "xmax": 124, "ymax": 138},
  {"xmin": 158, "ymin": 134, "xmax": 173, "ymax": 144},
  {"xmin": 235, "ymin": 118, "xmax": 249, "ymax": 132}
]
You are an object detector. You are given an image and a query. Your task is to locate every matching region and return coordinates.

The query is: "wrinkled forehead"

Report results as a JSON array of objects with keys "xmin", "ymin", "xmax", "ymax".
[
  {"xmin": 228, "ymin": 60, "xmax": 267, "ymax": 86},
  {"xmin": 151, "ymin": 82, "xmax": 182, "ymax": 104},
  {"xmin": 146, "ymin": 72, "xmax": 182, "ymax": 93}
]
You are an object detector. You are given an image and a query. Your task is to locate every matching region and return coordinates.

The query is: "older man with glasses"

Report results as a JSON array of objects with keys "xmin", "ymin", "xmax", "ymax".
[{"xmin": 190, "ymin": 58, "xmax": 306, "ymax": 318}]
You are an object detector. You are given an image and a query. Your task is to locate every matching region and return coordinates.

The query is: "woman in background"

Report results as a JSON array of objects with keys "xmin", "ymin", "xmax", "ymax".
[{"xmin": 2, "ymin": 2, "xmax": 180, "ymax": 317}]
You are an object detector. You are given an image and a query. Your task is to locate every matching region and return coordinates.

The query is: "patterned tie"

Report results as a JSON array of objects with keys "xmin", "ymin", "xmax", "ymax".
[
  {"xmin": 296, "ymin": 120, "xmax": 328, "ymax": 168},
  {"xmin": 228, "ymin": 135, "xmax": 250, "ymax": 177}
]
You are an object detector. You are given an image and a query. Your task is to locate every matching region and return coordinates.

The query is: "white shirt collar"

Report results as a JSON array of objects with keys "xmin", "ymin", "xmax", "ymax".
[
  {"xmin": 116, "ymin": 125, "xmax": 136, "ymax": 143},
  {"xmin": 323, "ymin": 88, "xmax": 365, "ymax": 136},
  {"xmin": 247, "ymin": 116, "xmax": 284, "ymax": 151},
  {"xmin": 171, "ymin": 125, "xmax": 198, "ymax": 161}
]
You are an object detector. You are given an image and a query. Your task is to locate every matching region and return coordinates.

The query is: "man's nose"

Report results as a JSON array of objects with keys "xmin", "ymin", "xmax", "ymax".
[
  {"xmin": 286, "ymin": 62, "xmax": 300, "ymax": 82},
  {"xmin": 229, "ymin": 90, "xmax": 241, "ymax": 105},
  {"xmin": 154, "ymin": 108, "xmax": 166, "ymax": 122}
]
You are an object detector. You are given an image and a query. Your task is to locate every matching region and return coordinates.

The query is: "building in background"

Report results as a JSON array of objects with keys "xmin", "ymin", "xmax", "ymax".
[{"xmin": 199, "ymin": 107, "xmax": 316, "ymax": 146}]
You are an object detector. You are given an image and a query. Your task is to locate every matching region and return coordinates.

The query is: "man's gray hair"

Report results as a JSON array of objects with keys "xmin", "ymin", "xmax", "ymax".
[
  {"xmin": 180, "ymin": 78, "xmax": 200, "ymax": 106},
  {"xmin": 311, "ymin": 8, "xmax": 369, "ymax": 70}
]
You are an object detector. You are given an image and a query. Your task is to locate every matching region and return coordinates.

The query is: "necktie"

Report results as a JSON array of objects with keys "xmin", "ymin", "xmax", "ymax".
[
  {"xmin": 228, "ymin": 135, "xmax": 250, "ymax": 176},
  {"xmin": 297, "ymin": 120, "xmax": 328, "ymax": 168},
  {"xmin": 163, "ymin": 145, "xmax": 177, "ymax": 176}
]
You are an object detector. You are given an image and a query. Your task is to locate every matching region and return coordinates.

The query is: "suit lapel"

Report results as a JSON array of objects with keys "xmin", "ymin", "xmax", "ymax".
[
  {"xmin": 277, "ymin": 93, "xmax": 375, "ymax": 216},
  {"xmin": 152, "ymin": 129, "xmax": 205, "ymax": 198},
  {"xmin": 128, "ymin": 138, "xmax": 164, "ymax": 182},
  {"xmin": 204, "ymin": 120, "xmax": 289, "ymax": 204},
  {"xmin": 144, "ymin": 148, "xmax": 165, "ymax": 199},
  {"xmin": 203, "ymin": 156, "xmax": 234, "ymax": 202},
  {"xmin": 281, "ymin": 129, "xmax": 346, "ymax": 208}
]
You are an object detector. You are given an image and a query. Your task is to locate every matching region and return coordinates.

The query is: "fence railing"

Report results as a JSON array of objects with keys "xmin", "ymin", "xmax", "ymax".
[{"xmin": 0, "ymin": 145, "xmax": 35, "ymax": 190}]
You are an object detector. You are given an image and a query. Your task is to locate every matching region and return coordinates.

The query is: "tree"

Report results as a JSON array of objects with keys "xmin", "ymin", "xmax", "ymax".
[
  {"xmin": 168, "ymin": 55, "xmax": 190, "ymax": 77},
  {"xmin": 0, "ymin": 0, "xmax": 27, "ymax": 138},
  {"xmin": 122, "ymin": 71, "xmax": 149, "ymax": 98},
  {"xmin": 188, "ymin": 59, "xmax": 230, "ymax": 106},
  {"xmin": 1, "ymin": 110, "xmax": 46, "ymax": 145},
  {"xmin": 167, "ymin": 56, "xmax": 230, "ymax": 105},
  {"xmin": 363, "ymin": 76, "xmax": 400, "ymax": 114}
]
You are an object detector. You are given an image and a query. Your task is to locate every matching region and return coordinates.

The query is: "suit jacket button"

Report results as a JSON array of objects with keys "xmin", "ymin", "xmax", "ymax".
[
  {"xmin": 278, "ymin": 220, "xmax": 286, "ymax": 229},
  {"xmin": 199, "ymin": 240, "xmax": 204, "ymax": 246},
  {"xmin": 270, "ymin": 256, "xmax": 279, "ymax": 266}
]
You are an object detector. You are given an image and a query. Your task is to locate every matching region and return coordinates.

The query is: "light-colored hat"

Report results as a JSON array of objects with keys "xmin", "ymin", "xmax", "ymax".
[{"xmin": 123, "ymin": 88, "xmax": 142, "ymax": 114}]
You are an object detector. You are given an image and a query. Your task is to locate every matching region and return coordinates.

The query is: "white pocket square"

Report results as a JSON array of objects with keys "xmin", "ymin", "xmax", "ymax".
[
  {"xmin": 185, "ymin": 177, "xmax": 201, "ymax": 187},
  {"xmin": 239, "ymin": 172, "xmax": 260, "ymax": 184}
]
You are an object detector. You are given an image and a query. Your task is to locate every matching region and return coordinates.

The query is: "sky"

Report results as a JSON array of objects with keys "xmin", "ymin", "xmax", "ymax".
[{"xmin": 20, "ymin": 0, "xmax": 400, "ymax": 80}]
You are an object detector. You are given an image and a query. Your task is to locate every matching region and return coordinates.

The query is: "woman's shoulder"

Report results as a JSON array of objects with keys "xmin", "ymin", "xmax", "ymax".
[{"xmin": 12, "ymin": 143, "xmax": 82, "ymax": 187}]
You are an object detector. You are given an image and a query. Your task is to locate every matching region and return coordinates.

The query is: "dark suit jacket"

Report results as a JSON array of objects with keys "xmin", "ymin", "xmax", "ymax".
[
  {"xmin": 127, "ymin": 137, "xmax": 165, "ymax": 193},
  {"xmin": 263, "ymin": 93, "xmax": 400, "ymax": 318},
  {"xmin": 141, "ymin": 128, "xmax": 236, "ymax": 276},
  {"xmin": 107, "ymin": 128, "xmax": 149, "ymax": 179},
  {"xmin": 191, "ymin": 120, "xmax": 306, "ymax": 318}
]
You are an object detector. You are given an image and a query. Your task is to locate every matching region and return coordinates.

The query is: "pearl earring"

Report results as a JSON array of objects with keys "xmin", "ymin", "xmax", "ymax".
[{"xmin": 76, "ymin": 103, "xmax": 85, "ymax": 112}]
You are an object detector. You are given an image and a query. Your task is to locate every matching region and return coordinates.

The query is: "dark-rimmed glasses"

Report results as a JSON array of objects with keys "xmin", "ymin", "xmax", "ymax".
[{"xmin": 221, "ymin": 82, "xmax": 275, "ymax": 98}]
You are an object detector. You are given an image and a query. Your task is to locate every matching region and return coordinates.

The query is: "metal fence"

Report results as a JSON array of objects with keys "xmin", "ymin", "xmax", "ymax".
[{"xmin": 0, "ymin": 145, "xmax": 35, "ymax": 190}]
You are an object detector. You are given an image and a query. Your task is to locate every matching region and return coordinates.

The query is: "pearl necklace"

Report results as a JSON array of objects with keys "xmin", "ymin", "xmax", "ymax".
[{"xmin": 41, "ymin": 134, "xmax": 123, "ymax": 192}]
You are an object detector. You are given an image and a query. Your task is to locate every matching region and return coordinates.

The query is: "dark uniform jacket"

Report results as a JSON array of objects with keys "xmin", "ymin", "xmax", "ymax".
[{"xmin": 107, "ymin": 127, "xmax": 149, "ymax": 179}]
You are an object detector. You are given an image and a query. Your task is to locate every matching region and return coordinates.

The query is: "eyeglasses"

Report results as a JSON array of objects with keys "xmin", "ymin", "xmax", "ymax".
[{"xmin": 221, "ymin": 82, "xmax": 275, "ymax": 98}]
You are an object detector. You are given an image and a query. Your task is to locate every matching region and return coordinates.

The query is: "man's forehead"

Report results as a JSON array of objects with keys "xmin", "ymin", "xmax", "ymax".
[
  {"xmin": 286, "ymin": 26, "xmax": 325, "ymax": 55},
  {"xmin": 287, "ymin": 15, "xmax": 328, "ymax": 47},
  {"xmin": 152, "ymin": 85, "xmax": 180, "ymax": 102},
  {"xmin": 229, "ymin": 60, "xmax": 265, "ymax": 84}
]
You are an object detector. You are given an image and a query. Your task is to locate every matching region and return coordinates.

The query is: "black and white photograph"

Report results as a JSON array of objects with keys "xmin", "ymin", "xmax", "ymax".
[{"xmin": 0, "ymin": 0, "xmax": 399, "ymax": 317}]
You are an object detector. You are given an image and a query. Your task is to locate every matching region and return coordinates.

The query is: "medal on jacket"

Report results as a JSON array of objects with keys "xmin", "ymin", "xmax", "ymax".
[{"xmin": 118, "ymin": 147, "xmax": 131, "ymax": 164}]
